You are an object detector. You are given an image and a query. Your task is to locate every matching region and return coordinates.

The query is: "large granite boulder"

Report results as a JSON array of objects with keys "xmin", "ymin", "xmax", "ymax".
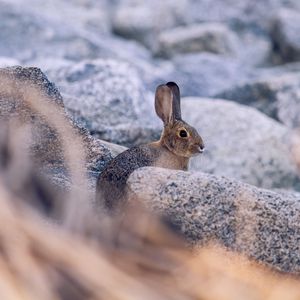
[
  {"xmin": 216, "ymin": 73, "xmax": 300, "ymax": 127},
  {"xmin": 154, "ymin": 53, "xmax": 256, "ymax": 97},
  {"xmin": 0, "ymin": 66, "xmax": 120, "ymax": 184},
  {"xmin": 47, "ymin": 59, "xmax": 160, "ymax": 147},
  {"xmin": 0, "ymin": 0, "xmax": 152, "ymax": 71},
  {"xmin": 156, "ymin": 23, "xmax": 238, "ymax": 58},
  {"xmin": 184, "ymin": 0, "xmax": 300, "ymax": 32},
  {"xmin": 127, "ymin": 167, "xmax": 300, "ymax": 274},
  {"xmin": 112, "ymin": 0, "xmax": 187, "ymax": 49},
  {"xmin": 181, "ymin": 98, "xmax": 300, "ymax": 190},
  {"xmin": 112, "ymin": 0, "xmax": 300, "ymax": 41},
  {"xmin": 4, "ymin": 0, "xmax": 110, "ymax": 34},
  {"xmin": 0, "ymin": 1, "xmax": 103, "ymax": 63},
  {"xmin": 111, "ymin": 0, "xmax": 275, "ymax": 65}
]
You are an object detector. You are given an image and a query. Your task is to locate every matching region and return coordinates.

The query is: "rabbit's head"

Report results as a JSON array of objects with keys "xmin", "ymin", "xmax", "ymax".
[{"xmin": 155, "ymin": 82, "xmax": 204, "ymax": 158}]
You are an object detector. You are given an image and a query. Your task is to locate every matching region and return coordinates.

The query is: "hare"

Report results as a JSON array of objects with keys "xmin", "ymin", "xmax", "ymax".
[{"xmin": 96, "ymin": 82, "xmax": 204, "ymax": 211}]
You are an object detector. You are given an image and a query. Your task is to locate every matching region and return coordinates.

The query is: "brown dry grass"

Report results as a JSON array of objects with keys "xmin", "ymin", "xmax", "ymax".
[{"xmin": 0, "ymin": 72, "xmax": 300, "ymax": 300}]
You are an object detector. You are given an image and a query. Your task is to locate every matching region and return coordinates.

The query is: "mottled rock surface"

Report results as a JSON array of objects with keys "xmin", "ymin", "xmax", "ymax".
[
  {"xmin": 112, "ymin": 0, "xmax": 187, "ymax": 49},
  {"xmin": 168, "ymin": 53, "xmax": 256, "ymax": 97},
  {"xmin": 127, "ymin": 167, "xmax": 300, "ymax": 274},
  {"xmin": 216, "ymin": 73, "xmax": 300, "ymax": 126},
  {"xmin": 184, "ymin": 0, "xmax": 300, "ymax": 31},
  {"xmin": 0, "ymin": 2, "xmax": 102, "ymax": 63},
  {"xmin": 156, "ymin": 23, "xmax": 238, "ymax": 58},
  {"xmin": 0, "ymin": 0, "xmax": 152, "ymax": 71},
  {"xmin": 0, "ymin": 66, "xmax": 121, "ymax": 184},
  {"xmin": 47, "ymin": 59, "xmax": 160, "ymax": 147}
]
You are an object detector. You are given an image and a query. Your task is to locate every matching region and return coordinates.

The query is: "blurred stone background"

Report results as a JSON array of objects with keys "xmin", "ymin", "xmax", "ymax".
[{"xmin": 1, "ymin": 0, "xmax": 300, "ymax": 191}]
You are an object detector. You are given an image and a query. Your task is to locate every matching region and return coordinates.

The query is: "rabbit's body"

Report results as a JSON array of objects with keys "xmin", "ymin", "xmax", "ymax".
[
  {"xmin": 96, "ymin": 82, "xmax": 204, "ymax": 211},
  {"xmin": 97, "ymin": 141, "xmax": 190, "ymax": 210},
  {"xmin": 97, "ymin": 144, "xmax": 157, "ymax": 211}
]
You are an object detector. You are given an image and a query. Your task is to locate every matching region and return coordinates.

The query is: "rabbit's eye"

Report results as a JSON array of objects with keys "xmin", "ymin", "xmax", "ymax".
[{"xmin": 179, "ymin": 129, "xmax": 188, "ymax": 138}]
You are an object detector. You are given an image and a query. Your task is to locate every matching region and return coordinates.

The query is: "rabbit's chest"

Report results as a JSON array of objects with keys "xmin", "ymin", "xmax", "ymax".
[{"xmin": 152, "ymin": 151, "xmax": 189, "ymax": 171}]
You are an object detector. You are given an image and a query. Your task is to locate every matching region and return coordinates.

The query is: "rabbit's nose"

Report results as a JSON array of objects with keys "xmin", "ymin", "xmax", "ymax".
[
  {"xmin": 196, "ymin": 144, "xmax": 205, "ymax": 153},
  {"xmin": 199, "ymin": 145, "xmax": 205, "ymax": 153}
]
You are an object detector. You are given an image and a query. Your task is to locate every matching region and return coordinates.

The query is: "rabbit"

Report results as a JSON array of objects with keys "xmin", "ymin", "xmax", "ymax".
[{"xmin": 96, "ymin": 82, "xmax": 204, "ymax": 212}]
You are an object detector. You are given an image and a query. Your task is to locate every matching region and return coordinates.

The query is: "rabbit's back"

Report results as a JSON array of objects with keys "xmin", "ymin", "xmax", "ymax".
[{"xmin": 96, "ymin": 144, "xmax": 160, "ymax": 210}]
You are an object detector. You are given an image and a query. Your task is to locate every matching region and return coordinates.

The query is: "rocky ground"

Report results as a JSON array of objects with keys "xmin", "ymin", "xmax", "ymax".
[{"xmin": 1, "ymin": 0, "xmax": 300, "ymax": 273}]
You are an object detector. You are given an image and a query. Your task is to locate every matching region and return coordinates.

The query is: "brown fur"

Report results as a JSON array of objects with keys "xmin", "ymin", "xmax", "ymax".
[{"xmin": 96, "ymin": 82, "xmax": 204, "ymax": 211}]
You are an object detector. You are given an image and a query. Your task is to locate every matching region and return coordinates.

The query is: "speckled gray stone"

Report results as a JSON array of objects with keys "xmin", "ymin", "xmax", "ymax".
[
  {"xmin": 181, "ymin": 98, "xmax": 300, "ymax": 190},
  {"xmin": 0, "ymin": 66, "xmax": 122, "ymax": 183},
  {"xmin": 156, "ymin": 23, "xmax": 238, "ymax": 58},
  {"xmin": 169, "ymin": 53, "xmax": 256, "ymax": 97},
  {"xmin": 276, "ymin": 80, "xmax": 300, "ymax": 129},
  {"xmin": 112, "ymin": 0, "xmax": 187, "ymax": 49},
  {"xmin": 216, "ymin": 73, "xmax": 300, "ymax": 126},
  {"xmin": 47, "ymin": 59, "xmax": 160, "ymax": 147},
  {"xmin": 0, "ymin": 1, "xmax": 107, "ymax": 63},
  {"xmin": 0, "ymin": 0, "xmax": 153, "ymax": 70},
  {"xmin": 127, "ymin": 167, "xmax": 300, "ymax": 274},
  {"xmin": 184, "ymin": 0, "xmax": 300, "ymax": 32}
]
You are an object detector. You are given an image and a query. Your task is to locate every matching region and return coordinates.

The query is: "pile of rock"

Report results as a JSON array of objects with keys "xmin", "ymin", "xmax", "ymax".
[{"xmin": 2, "ymin": 0, "xmax": 300, "ymax": 274}]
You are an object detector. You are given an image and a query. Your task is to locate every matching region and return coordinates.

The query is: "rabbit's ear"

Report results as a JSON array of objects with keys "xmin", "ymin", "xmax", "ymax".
[
  {"xmin": 155, "ymin": 84, "xmax": 174, "ymax": 125},
  {"xmin": 166, "ymin": 82, "xmax": 181, "ymax": 120}
]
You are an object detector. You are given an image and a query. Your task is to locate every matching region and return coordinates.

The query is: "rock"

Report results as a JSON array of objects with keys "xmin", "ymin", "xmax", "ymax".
[
  {"xmin": 270, "ymin": 9, "xmax": 300, "ymax": 63},
  {"xmin": 84, "ymin": 134, "xmax": 124, "ymax": 181},
  {"xmin": 111, "ymin": 0, "xmax": 275, "ymax": 66},
  {"xmin": 276, "ymin": 80, "xmax": 300, "ymax": 129},
  {"xmin": 40, "ymin": 131, "xmax": 124, "ymax": 192},
  {"xmin": 215, "ymin": 73, "xmax": 300, "ymax": 126},
  {"xmin": 0, "ymin": 66, "xmax": 64, "ymax": 109},
  {"xmin": 181, "ymin": 98, "xmax": 300, "ymax": 190},
  {"xmin": 235, "ymin": 30, "xmax": 272, "ymax": 67},
  {"xmin": 0, "ymin": 0, "xmax": 152, "ymax": 68},
  {"xmin": 184, "ymin": 0, "xmax": 300, "ymax": 33},
  {"xmin": 111, "ymin": 1, "xmax": 276, "ymax": 65},
  {"xmin": 215, "ymin": 76, "xmax": 280, "ymax": 119},
  {"xmin": 127, "ymin": 167, "xmax": 300, "ymax": 274},
  {"xmin": 263, "ymin": 61, "xmax": 300, "ymax": 74},
  {"xmin": 162, "ymin": 53, "xmax": 256, "ymax": 97},
  {"xmin": 2, "ymin": 0, "xmax": 110, "ymax": 35},
  {"xmin": 0, "ymin": 66, "xmax": 127, "ymax": 219},
  {"xmin": 0, "ymin": 66, "xmax": 66, "ymax": 174},
  {"xmin": 47, "ymin": 59, "xmax": 161, "ymax": 147},
  {"xmin": 0, "ymin": 2, "xmax": 100, "ymax": 62},
  {"xmin": 112, "ymin": 5, "xmax": 156, "ymax": 48},
  {"xmin": 35, "ymin": 34, "xmax": 152, "ymax": 75},
  {"xmin": 112, "ymin": 0, "xmax": 300, "ymax": 39},
  {"xmin": 156, "ymin": 23, "xmax": 239, "ymax": 58},
  {"xmin": 0, "ymin": 66, "xmax": 65, "ymax": 170},
  {"xmin": 0, "ymin": 66, "xmax": 121, "ymax": 186},
  {"xmin": 112, "ymin": 0, "xmax": 187, "ymax": 49}
]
